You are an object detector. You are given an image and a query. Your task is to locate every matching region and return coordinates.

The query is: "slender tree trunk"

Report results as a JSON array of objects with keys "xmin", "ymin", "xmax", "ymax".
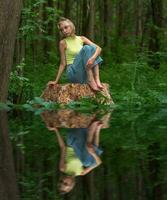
[
  {"xmin": 148, "ymin": 143, "xmax": 162, "ymax": 200},
  {"xmin": 15, "ymin": 37, "xmax": 20, "ymax": 65},
  {"xmin": 148, "ymin": 0, "xmax": 163, "ymax": 69},
  {"xmin": 64, "ymin": 0, "xmax": 71, "ymax": 18},
  {"xmin": 42, "ymin": 2, "xmax": 48, "ymax": 63},
  {"xmin": 82, "ymin": 0, "xmax": 88, "ymax": 36},
  {"xmin": 76, "ymin": 0, "xmax": 82, "ymax": 34},
  {"xmin": 14, "ymin": 17, "xmax": 25, "ymax": 66},
  {"xmin": 0, "ymin": 0, "xmax": 22, "ymax": 102},
  {"xmin": 116, "ymin": 0, "xmax": 124, "ymax": 38},
  {"xmin": 87, "ymin": 172, "xmax": 95, "ymax": 200},
  {"xmin": 81, "ymin": 0, "xmax": 95, "ymax": 40},
  {"xmin": 99, "ymin": 0, "xmax": 104, "ymax": 46},
  {"xmin": 103, "ymin": 0, "xmax": 113, "ymax": 50},
  {"xmin": 87, "ymin": 0, "xmax": 95, "ymax": 40},
  {"xmin": 135, "ymin": 0, "xmax": 143, "ymax": 44},
  {"xmin": 139, "ymin": 4, "xmax": 151, "ymax": 50},
  {"xmin": 0, "ymin": 111, "xmax": 20, "ymax": 200}
]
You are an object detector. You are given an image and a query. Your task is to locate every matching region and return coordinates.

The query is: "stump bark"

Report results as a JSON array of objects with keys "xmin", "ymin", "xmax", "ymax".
[{"xmin": 41, "ymin": 83, "xmax": 114, "ymax": 105}]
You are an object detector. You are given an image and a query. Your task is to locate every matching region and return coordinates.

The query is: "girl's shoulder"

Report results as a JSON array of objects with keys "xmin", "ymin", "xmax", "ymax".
[
  {"xmin": 80, "ymin": 35, "xmax": 88, "ymax": 39},
  {"xmin": 79, "ymin": 35, "xmax": 85, "ymax": 40},
  {"xmin": 59, "ymin": 39, "xmax": 67, "ymax": 49}
]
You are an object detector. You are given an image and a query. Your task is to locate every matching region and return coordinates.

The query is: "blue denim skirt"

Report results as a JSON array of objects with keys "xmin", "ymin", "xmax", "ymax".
[{"xmin": 66, "ymin": 44, "xmax": 103, "ymax": 84}]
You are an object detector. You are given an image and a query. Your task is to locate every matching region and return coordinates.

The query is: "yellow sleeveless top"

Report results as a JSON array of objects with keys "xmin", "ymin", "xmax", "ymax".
[
  {"xmin": 64, "ymin": 36, "xmax": 83, "ymax": 65},
  {"xmin": 65, "ymin": 147, "xmax": 83, "ymax": 176}
]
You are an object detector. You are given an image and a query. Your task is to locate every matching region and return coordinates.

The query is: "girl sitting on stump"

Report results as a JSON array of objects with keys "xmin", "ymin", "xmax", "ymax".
[{"xmin": 48, "ymin": 17, "xmax": 104, "ymax": 91}]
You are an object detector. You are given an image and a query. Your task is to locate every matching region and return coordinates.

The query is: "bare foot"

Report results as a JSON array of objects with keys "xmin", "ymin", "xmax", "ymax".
[
  {"xmin": 95, "ymin": 82, "xmax": 105, "ymax": 90},
  {"xmin": 87, "ymin": 80, "xmax": 100, "ymax": 91}
]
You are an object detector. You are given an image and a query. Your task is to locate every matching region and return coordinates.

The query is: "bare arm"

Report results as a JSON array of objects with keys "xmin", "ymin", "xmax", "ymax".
[
  {"xmin": 47, "ymin": 127, "xmax": 66, "ymax": 172},
  {"xmin": 48, "ymin": 40, "xmax": 66, "ymax": 85},
  {"xmin": 80, "ymin": 151, "xmax": 102, "ymax": 176},
  {"xmin": 80, "ymin": 146, "xmax": 102, "ymax": 176}
]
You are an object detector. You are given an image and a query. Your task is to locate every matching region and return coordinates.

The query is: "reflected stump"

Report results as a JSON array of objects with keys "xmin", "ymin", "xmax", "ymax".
[{"xmin": 41, "ymin": 109, "xmax": 111, "ymax": 128}]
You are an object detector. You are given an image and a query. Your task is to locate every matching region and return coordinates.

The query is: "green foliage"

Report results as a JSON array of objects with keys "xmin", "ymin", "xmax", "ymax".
[
  {"xmin": 0, "ymin": 102, "xmax": 13, "ymax": 111},
  {"xmin": 101, "ymin": 55, "xmax": 167, "ymax": 108},
  {"xmin": 8, "ymin": 59, "xmax": 33, "ymax": 103},
  {"xmin": 1, "ymin": 95, "xmax": 114, "ymax": 114},
  {"xmin": 7, "ymin": 55, "xmax": 167, "ymax": 109},
  {"xmin": 10, "ymin": 1, "xmax": 167, "ymax": 108},
  {"xmin": 19, "ymin": 0, "xmax": 61, "ymax": 40}
]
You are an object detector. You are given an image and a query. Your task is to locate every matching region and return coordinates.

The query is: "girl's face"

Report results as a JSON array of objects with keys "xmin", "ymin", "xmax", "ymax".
[
  {"xmin": 59, "ymin": 176, "xmax": 75, "ymax": 193},
  {"xmin": 59, "ymin": 21, "xmax": 73, "ymax": 37}
]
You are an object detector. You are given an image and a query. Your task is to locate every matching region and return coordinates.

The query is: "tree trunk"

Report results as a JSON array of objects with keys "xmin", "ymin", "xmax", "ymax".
[
  {"xmin": 148, "ymin": 143, "xmax": 162, "ymax": 200},
  {"xmin": 135, "ymin": 0, "xmax": 143, "ymax": 43},
  {"xmin": 64, "ymin": 0, "xmax": 71, "ymax": 18},
  {"xmin": 81, "ymin": 0, "xmax": 95, "ymax": 40},
  {"xmin": 0, "ymin": 0, "xmax": 22, "ymax": 102},
  {"xmin": 42, "ymin": 2, "xmax": 48, "ymax": 63},
  {"xmin": 87, "ymin": 0, "xmax": 95, "ymax": 40},
  {"xmin": 139, "ymin": 3, "xmax": 151, "ymax": 51},
  {"xmin": 148, "ymin": 0, "xmax": 163, "ymax": 69},
  {"xmin": 0, "ymin": 111, "xmax": 20, "ymax": 200},
  {"xmin": 82, "ymin": 0, "xmax": 89, "ymax": 36},
  {"xmin": 103, "ymin": 0, "xmax": 113, "ymax": 51},
  {"xmin": 116, "ymin": 0, "xmax": 124, "ymax": 38}
]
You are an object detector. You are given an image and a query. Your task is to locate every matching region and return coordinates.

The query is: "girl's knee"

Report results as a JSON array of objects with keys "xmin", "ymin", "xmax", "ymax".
[{"xmin": 82, "ymin": 44, "xmax": 96, "ymax": 52}]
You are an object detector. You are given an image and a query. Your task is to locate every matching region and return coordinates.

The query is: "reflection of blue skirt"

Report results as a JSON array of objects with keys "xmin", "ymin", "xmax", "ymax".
[
  {"xmin": 66, "ymin": 45, "xmax": 103, "ymax": 84},
  {"xmin": 67, "ymin": 128, "xmax": 103, "ymax": 167}
]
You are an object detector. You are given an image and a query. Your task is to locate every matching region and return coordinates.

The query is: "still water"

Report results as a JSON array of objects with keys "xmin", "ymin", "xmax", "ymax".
[{"xmin": 0, "ymin": 107, "xmax": 167, "ymax": 200}]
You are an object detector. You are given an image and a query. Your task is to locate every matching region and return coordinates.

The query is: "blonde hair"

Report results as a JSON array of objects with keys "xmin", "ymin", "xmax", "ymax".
[{"xmin": 57, "ymin": 17, "xmax": 76, "ymax": 37}]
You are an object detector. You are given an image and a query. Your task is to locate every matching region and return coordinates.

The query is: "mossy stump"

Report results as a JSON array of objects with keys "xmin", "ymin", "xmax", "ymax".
[{"xmin": 41, "ymin": 83, "xmax": 114, "ymax": 105}]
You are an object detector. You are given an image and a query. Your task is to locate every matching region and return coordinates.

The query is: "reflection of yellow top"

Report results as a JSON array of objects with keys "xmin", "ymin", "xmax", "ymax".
[
  {"xmin": 64, "ymin": 36, "xmax": 83, "ymax": 65},
  {"xmin": 65, "ymin": 147, "xmax": 83, "ymax": 176}
]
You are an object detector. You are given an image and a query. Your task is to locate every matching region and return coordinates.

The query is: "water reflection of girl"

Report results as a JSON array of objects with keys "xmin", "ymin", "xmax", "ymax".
[{"xmin": 47, "ymin": 120, "xmax": 103, "ymax": 194}]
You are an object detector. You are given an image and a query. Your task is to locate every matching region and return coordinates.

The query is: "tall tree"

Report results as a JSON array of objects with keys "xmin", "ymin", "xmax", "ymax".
[
  {"xmin": 135, "ymin": 0, "xmax": 143, "ymax": 42},
  {"xmin": 148, "ymin": 0, "xmax": 163, "ymax": 69},
  {"xmin": 0, "ymin": 111, "xmax": 20, "ymax": 200},
  {"xmin": 81, "ymin": 0, "xmax": 95, "ymax": 40},
  {"xmin": 0, "ymin": 0, "xmax": 22, "ymax": 102},
  {"xmin": 64, "ymin": 0, "xmax": 71, "ymax": 18},
  {"xmin": 116, "ymin": 0, "xmax": 124, "ymax": 38},
  {"xmin": 87, "ymin": 0, "xmax": 95, "ymax": 40},
  {"xmin": 104, "ymin": 0, "xmax": 112, "ymax": 46},
  {"xmin": 82, "ymin": 0, "xmax": 89, "ymax": 36}
]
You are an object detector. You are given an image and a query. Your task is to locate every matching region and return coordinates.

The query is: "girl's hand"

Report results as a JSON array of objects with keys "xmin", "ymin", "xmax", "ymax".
[
  {"xmin": 47, "ymin": 81, "xmax": 57, "ymax": 87},
  {"xmin": 86, "ymin": 57, "xmax": 95, "ymax": 69}
]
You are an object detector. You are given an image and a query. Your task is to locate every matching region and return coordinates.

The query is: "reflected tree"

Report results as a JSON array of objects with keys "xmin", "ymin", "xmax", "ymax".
[{"xmin": 0, "ymin": 111, "xmax": 20, "ymax": 200}]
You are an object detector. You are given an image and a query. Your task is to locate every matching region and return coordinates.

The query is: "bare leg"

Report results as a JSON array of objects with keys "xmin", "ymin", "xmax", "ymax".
[
  {"xmin": 93, "ymin": 122, "xmax": 103, "ymax": 146},
  {"xmin": 87, "ymin": 121, "xmax": 99, "ymax": 144},
  {"xmin": 93, "ymin": 65, "xmax": 104, "ymax": 90},
  {"xmin": 86, "ymin": 120, "xmax": 102, "ymax": 155},
  {"xmin": 86, "ymin": 69, "xmax": 100, "ymax": 91}
]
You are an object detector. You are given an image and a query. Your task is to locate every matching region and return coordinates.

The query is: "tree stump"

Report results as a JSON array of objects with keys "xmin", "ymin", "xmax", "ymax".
[{"xmin": 41, "ymin": 83, "xmax": 114, "ymax": 105}]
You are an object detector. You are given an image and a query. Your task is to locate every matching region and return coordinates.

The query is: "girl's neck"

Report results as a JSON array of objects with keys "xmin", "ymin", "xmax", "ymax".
[{"xmin": 66, "ymin": 34, "xmax": 76, "ymax": 39}]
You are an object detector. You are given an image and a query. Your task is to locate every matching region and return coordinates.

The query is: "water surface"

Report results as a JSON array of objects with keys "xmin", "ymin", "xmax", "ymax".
[{"xmin": 1, "ymin": 107, "xmax": 167, "ymax": 200}]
